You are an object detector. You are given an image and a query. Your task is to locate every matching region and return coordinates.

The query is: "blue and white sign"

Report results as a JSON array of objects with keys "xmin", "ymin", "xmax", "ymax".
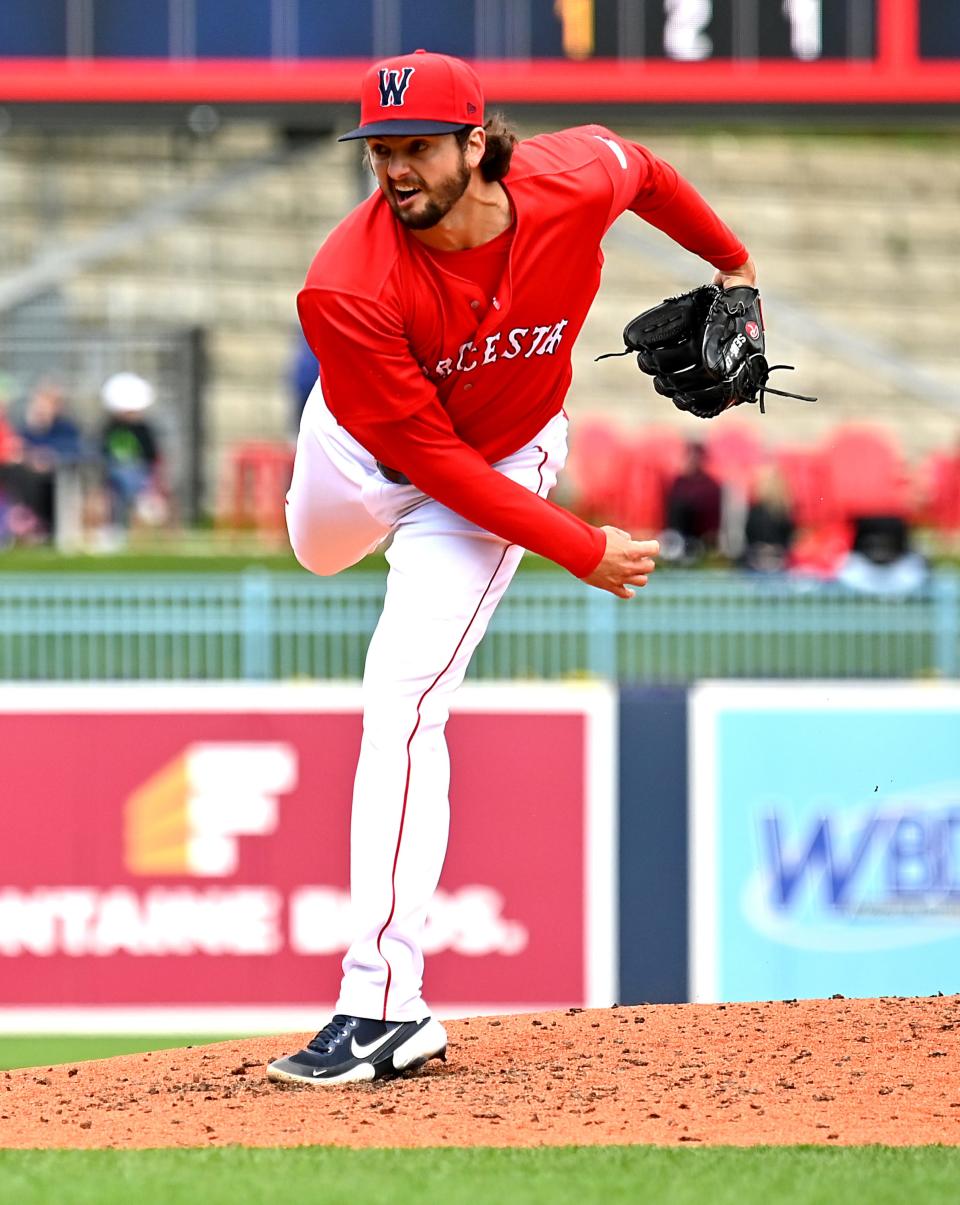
[{"xmin": 689, "ymin": 683, "xmax": 960, "ymax": 1003}]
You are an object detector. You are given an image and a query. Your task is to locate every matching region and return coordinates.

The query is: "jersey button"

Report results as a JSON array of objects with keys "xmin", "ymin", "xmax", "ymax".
[
  {"xmin": 469, "ymin": 299, "xmax": 480, "ymax": 309},
  {"xmin": 463, "ymin": 382, "xmax": 474, "ymax": 390}
]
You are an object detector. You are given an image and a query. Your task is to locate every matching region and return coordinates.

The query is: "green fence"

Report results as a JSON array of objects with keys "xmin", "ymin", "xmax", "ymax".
[{"xmin": 0, "ymin": 569, "xmax": 956, "ymax": 682}]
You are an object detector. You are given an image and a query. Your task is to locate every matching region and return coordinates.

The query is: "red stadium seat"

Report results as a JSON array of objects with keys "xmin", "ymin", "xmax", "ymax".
[
  {"xmin": 773, "ymin": 445, "xmax": 835, "ymax": 528},
  {"xmin": 224, "ymin": 440, "xmax": 295, "ymax": 532},
  {"xmin": 705, "ymin": 422, "xmax": 766, "ymax": 494},
  {"xmin": 565, "ymin": 417, "xmax": 628, "ymax": 522},
  {"xmin": 821, "ymin": 425, "xmax": 911, "ymax": 520},
  {"xmin": 633, "ymin": 426, "xmax": 688, "ymax": 485},
  {"xmin": 916, "ymin": 450, "xmax": 960, "ymax": 533},
  {"xmin": 613, "ymin": 447, "xmax": 667, "ymax": 534},
  {"xmin": 787, "ymin": 519, "xmax": 854, "ymax": 578}
]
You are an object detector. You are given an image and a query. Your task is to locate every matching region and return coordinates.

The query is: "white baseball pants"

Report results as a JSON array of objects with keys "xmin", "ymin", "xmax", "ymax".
[{"xmin": 285, "ymin": 382, "xmax": 568, "ymax": 1021}]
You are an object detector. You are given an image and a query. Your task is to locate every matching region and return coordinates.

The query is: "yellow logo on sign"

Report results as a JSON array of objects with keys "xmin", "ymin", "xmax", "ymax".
[{"xmin": 124, "ymin": 743, "xmax": 297, "ymax": 878}]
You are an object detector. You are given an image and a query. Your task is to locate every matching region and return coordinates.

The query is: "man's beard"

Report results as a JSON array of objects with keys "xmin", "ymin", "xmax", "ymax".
[{"xmin": 389, "ymin": 156, "xmax": 471, "ymax": 229}]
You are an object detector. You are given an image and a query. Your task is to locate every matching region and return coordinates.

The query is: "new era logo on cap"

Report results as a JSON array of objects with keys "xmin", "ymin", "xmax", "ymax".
[{"xmin": 339, "ymin": 49, "xmax": 485, "ymax": 141}]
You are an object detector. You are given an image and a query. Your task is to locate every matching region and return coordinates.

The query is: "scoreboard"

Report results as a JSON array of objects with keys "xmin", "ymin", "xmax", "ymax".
[
  {"xmin": 594, "ymin": 1, "xmax": 958, "ymax": 62},
  {"xmin": 0, "ymin": 0, "xmax": 957, "ymax": 108},
  {"xmin": 592, "ymin": 0, "xmax": 878, "ymax": 61}
]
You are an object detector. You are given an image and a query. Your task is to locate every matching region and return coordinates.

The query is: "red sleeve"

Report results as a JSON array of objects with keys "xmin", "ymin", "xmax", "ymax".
[
  {"xmin": 586, "ymin": 126, "xmax": 748, "ymax": 272},
  {"xmin": 630, "ymin": 168, "xmax": 749, "ymax": 272},
  {"xmin": 298, "ymin": 287, "xmax": 606, "ymax": 579},
  {"xmin": 298, "ymin": 284, "xmax": 429, "ymax": 426}
]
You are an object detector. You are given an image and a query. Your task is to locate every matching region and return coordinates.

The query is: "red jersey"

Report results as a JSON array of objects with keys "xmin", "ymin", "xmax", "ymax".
[{"xmin": 298, "ymin": 125, "xmax": 747, "ymax": 578}]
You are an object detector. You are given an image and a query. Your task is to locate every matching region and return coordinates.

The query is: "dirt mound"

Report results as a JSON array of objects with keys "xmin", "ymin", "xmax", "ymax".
[{"xmin": 1, "ymin": 996, "xmax": 959, "ymax": 1149}]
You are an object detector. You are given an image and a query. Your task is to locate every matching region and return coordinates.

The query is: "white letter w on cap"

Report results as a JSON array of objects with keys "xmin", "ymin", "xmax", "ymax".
[{"xmin": 378, "ymin": 67, "xmax": 415, "ymax": 107}]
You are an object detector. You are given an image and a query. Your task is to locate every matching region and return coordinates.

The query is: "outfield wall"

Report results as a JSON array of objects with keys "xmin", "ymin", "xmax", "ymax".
[
  {"xmin": 687, "ymin": 683, "xmax": 960, "ymax": 1004},
  {"xmin": 0, "ymin": 683, "xmax": 616, "ymax": 1031},
  {"xmin": 1, "ymin": 680, "xmax": 958, "ymax": 1031}
]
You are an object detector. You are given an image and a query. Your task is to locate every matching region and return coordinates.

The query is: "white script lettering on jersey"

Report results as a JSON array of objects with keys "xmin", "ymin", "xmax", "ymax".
[{"xmin": 431, "ymin": 319, "xmax": 569, "ymax": 380}]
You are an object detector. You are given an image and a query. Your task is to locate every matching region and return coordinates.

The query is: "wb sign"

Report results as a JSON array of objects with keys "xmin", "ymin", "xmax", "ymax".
[
  {"xmin": 691, "ymin": 683, "xmax": 960, "ymax": 1002},
  {"xmin": 762, "ymin": 809, "xmax": 960, "ymax": 912},
  {"xmin": 378, "ymin": 66, "xmax": 415, "ymax": 107}
]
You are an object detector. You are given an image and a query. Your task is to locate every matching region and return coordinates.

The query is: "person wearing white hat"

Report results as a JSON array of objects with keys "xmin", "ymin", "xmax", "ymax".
[
  {"xmin": 99, "ymin": 373, "xmax": 162, "ymax": 531},
  {"xmin": 101, "ymin": 372, "xmax": 156, "ymax": 415}
]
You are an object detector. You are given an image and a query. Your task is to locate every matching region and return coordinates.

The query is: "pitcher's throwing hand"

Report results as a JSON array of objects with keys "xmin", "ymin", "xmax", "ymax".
[{"xmin": 584, "ymin": 529, "xmax": 660, "ymax": 599}]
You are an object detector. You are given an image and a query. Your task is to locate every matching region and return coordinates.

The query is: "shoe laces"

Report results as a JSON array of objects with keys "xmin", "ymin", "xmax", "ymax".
[{"xmin": 307, "ymin": 1015, "xmax": 356, "ymax": 1054}]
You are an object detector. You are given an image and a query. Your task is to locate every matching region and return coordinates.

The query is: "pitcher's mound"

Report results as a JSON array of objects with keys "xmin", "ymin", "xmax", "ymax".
[{"xmin": 2, "ymin": 996, "xmax": 958, "ymax": 1149}]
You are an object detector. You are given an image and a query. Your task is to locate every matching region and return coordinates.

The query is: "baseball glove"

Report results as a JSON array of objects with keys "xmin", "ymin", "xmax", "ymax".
[{"xmin": 600, "ymin": 284, "xmax": 816, "ymax": 419}]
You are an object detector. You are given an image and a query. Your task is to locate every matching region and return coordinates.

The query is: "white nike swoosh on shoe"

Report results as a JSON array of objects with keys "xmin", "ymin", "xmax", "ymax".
[{"xmin": 350, "ymin": 1026, "xmax": 403, "ymax": 1060}]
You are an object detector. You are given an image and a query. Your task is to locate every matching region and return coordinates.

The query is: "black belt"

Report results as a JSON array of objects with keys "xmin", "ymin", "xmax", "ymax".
[{"xmin": 376, "ymin": 461, "xmax": 411, "ymax": 486}]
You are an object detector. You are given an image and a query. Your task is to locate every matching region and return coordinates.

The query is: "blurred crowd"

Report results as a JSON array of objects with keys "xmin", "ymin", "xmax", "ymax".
[
  {"xmin": 566, "ymin": 419, "xmax": 960, "ymax": 594},
  {"xmin": 4, "ymin": 340, "xmax": 960, "ymax": 598},
  {"xmin": 0, "ymin": 372, "xmax": 167, "ymax": 550}
]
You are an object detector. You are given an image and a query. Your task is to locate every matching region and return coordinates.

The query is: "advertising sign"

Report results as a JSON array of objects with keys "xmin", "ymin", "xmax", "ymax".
[
  {"xmin": 690, "ymin": 683, "xmax": 960, "ymax": 1003},
  {"xmin": 0, "ymin": 683, "xmax": 614, "ymax": 1031}
]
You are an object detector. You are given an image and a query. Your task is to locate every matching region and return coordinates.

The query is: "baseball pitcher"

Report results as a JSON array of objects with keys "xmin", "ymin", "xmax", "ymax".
[{"xmin": 269, "ymin": 49, "xmax": 758, "ymax": 1086}]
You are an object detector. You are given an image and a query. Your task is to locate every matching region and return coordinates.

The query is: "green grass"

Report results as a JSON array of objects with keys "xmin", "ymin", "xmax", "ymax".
[
  {"xmin": 0, "ymin": 1147, "xmax": 958, "ymax": 1205},
  {"xmin": 0, "ymin": 1035, "xmax": 238, "ymax": 1071}
]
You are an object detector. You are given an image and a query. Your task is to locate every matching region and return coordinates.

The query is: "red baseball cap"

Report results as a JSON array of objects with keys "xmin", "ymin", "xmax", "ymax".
[{"xmin": 338, "ymin": 49, "xmax": 485, "ymax": 142}]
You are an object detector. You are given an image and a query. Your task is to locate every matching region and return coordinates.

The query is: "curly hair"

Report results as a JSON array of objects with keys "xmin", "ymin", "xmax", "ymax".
[{"xmin": 456, "ymin": 114, "xmax": 518, "ymax": 183}]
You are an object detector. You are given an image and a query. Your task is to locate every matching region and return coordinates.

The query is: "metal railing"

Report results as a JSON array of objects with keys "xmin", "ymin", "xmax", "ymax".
[{"xmin": 0, "ymin": 568, "xmax": 957, "ymax": 683}]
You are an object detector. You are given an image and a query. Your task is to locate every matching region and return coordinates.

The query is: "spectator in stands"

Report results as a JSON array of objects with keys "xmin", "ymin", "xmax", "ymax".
[
  {"xmin": 836, "ymin": 514, "xmax": 928, "ymax": 595},
  {"xmin": 18, "ymin": 379, "xmax": 85, "ymax": 465},
  {"xmin": 99, "ymin": 372, "xmax": 164, "ymax": 532},
  {"xmin": 2, "ymin": 379, "xmax": 87, "ymax": 540},
  {"xmin": 740, "ymin": 463, "xmax": 796, "ymax": 574},
  {"xmin": 662, "ymin": 441, "xmax": 723, "ymax": 563}
]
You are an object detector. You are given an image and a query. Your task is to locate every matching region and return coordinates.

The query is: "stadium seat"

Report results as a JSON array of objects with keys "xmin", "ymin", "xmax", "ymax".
[
  {"xmin": 773, "ymin": 445, "xmax": 835, "ymax": 528},
  {"xmin": 821, "ymin": 425, "xmax": 911, "ymax": 520},
  {"xmin": 634, "ymin": 426, "xmax": 688, "ymax": 486},
  {"xmin": 224, "ymin": 440, "xmax": 295, "ymax": 532},
  {"xmin": 916, "ymin": 449, "xmax": 960, "ymax": 533},
  {"xmin": 788, "ymin": 519, "xmax": 854, "ymax": 578},
  {"xmin": 566, "ymin": 418, "xmax": 628, "ymax": 522},
  {"xmin": 613, "ymin": 443, "xmax": 667, "ymax": 534},
  {"xmin": 705, "ymin": 422, "xmax": 767, "ymax": 494}
]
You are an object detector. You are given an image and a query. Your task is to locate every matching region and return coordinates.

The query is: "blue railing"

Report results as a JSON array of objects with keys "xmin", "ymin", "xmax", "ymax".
[{"xmin": 0, "ymin": 569, "xmax": 957, "ymax": 682}]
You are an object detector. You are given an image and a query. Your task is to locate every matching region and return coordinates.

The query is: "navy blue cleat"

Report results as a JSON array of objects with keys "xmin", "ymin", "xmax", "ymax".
[{"xmin": 267, "ymin": 1014, "xmax": 448, "ymax": 1086}]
